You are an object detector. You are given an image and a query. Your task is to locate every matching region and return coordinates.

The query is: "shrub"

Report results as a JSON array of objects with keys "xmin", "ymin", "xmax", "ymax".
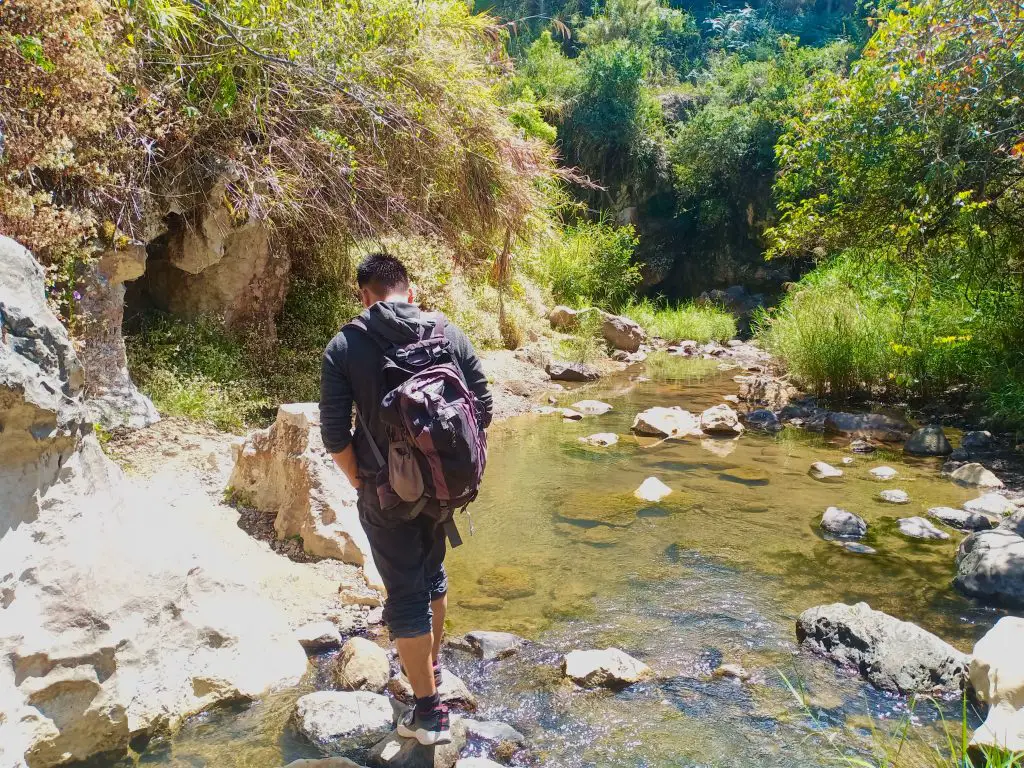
[
  {"xmin": 621, "ymin": 297, "xmax": 736, "ymax": 343},
  {"xmin": 557, "ymin": 310, "xmax": 606, "ymax": 363},
  {"xmin": 545, "ymin": 219, "xmax": 641, "ymax": 311}
]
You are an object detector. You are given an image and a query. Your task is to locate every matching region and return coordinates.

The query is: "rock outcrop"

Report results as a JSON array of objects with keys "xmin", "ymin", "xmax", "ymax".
[
  {"xmin": 229, "ymin": 403, "xmax": 381, "ymax": 587},
  {"xmin": 77, "ymin": 243, "xmax": 160, "ymax": 429},
  {"xmin": 969, "ymin": 617, "xmax": 1024, "ymax": 753},
  {"xmin": 796, "ymin": 603, "xmax": 968, "ymax": 694}
]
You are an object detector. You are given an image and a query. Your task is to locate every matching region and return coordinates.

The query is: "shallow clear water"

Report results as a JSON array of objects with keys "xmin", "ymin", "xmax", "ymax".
[{"xmin": 138, "ymin": 357, "xmax": 1008, "ymax": 767}]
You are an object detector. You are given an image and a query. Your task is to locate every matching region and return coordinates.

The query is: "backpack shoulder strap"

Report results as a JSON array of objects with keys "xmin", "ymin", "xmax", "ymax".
[
  {"xmin": 342, "ymin": 319, "xmax": 387, "ymax": 470},
  {"xmin": 429, "ymin": 312, "xmax": 447, "ymax": 340}
]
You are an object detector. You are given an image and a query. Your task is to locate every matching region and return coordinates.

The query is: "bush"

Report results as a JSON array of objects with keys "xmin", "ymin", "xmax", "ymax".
[
  {"xmin": 622, "ymin": 297, "xmax": 736, "ymax": 343},
  {"xmin": 545, "ymin": 219, "xmax": 641, "ymax": 311}
]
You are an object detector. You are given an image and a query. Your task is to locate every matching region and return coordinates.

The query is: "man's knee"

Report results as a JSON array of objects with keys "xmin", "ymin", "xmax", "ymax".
[{"xmin": 384, "ymin": 590, "xmax": 434, "ymax": 639}]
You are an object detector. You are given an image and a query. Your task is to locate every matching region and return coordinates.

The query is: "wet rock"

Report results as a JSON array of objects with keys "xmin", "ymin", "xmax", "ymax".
[
  {"xmin": 477, "ymin": 566, "xmax": 535, "ymax": 599},
  {"xmin": 602, "ymin": 314, "xmax": 646, "ymax": 353},
  {"xmin": 631, "ymin": 407, "xmax": 703, "ymax": 438},
  {"xmin": 964, "ymin": 493, "xmax": 1016, "ymax": 517},
  {"xmin": 734, "ymin": 374, "xmax": 798, "ymax": 410},
  {"xmin": 296, "ymin": 621, "xmax": 343, "ymax": 653},
  {"xmin": 719, "ymin": 466, "xmax": 769, "ymax": 485},
  {"xmin": 824, "ymin": 412, "xmax": 912, "ymax": 442},
  {"xmin": 821, "ymin": 507, "xmax": 867, "ymax": 538},
  {"xmin": 796, "ymin": 602, "xmax": 968, "ymax": 694},
  {"xmin": 535, "ymin": 406, "xmax": 582, "ymax": 420},
  {"xmin": 611, "ymin": 348, "xmax": 647, "ymax": 364},
  {"xmin": 969, "ymin": 616, "xmax": 1024, "ymax": 753},
  {"xmin": 897, "ymin": 517, "xmax": 950, "ymax": 540},
  {"xmin": 879, "ymin": 489, "xmax": 910, "ymax": 505},
  {"xmin": 741, "ymin": 409, "xmax": 782, "ymax": 433},
  {"xmin": 560, "ymin": 409, "xmax": 584, "ymax": 421},
  {"xmin": 571, "ymin": 400, "xmax": 613, "ymax": 416},
  {"xmin": 669, "ymin": 340, "xmax": 699, "ymax": 356},
  {"xmin": 809, "ymin": 461, "xmax": 843, "ymax": 482},
  {"xmin": 950, "ymin": 463, "xmax": 1004, "ymax": 489},
  {"xmin": 903, "ymin": 425, "xmax": 953, "ymax": 456},
  {"xmin": 713, "ymin": 664, "xmax": 751, "ymax": 682},
  {"xmin": 293, "ymin": 691, "xmax": 394, "ymax": 753},
  {"xmin": 700, "ymin": 404, "xmax": 745, "ymax": 435},
  {"xmin": 962, "ymin": 431, "xmax": 995, "ymax": 453},
  {"xmin": 464, "ymin": 630, "xmax": 524, "ymax": 661},
  {"xmin": 635, "ymin": 477, "xmax": 672, "ymax": 502},
  {"xmin": 563, "ymin": 648, "xmax": 654, "ymax": 688},
  {"xmin": 367, "ymin": 718, "xmax": 467, "ymax": 768},
  {"xmin": 954, "ymin": 529, "xmax": 1024, "ymax": 608},
  {"xmin": 457, "ymin": 596, "xmax": 505, "ymax": 612},
  {"xmin": 849, "ymin": 439, "xmax": 877, "ymax": 454},
  {"xmin": 386, "ymin": 669, "xmax": 478, "ymax": 712},
  {"xmin": 869, "ymin": 466, "xmax": 898, "ymax": 481},
  {"xmin": 838, "ymin": 541, "xmax": 877, "ymax": 555},
  {"xmin": 334, "ymin": 637, "xmax": 390, "ymax": 693},
  {"xmin": 229, "ymin": 404, "xmax": 378, "ymax": 577},
  {"xmin": 701, "ymin": 437, "xmax": 739, "ymax": 458},
  {"xmin": 464, "ymin": 719, "xmax": 526, "ymax": 745},
  {"xmin": 579, "ymin": 433, "xmax": 619, "ymax": 447},
  {"xmin": 927, "ymin": 507, "xmax": 992, "ymax": 532},
  {"xmin": 283, "ymin": 759, "xmax": 365, "ymax": 768},
  {"xmin": 546, "ymin": 361, "xmax": 600, "ymax": 382}
]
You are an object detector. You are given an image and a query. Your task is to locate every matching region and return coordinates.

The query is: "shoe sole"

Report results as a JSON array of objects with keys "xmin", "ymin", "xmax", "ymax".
[{"xmin": 397, "ymin": 722, "xmax": 453, "ymax": 746}]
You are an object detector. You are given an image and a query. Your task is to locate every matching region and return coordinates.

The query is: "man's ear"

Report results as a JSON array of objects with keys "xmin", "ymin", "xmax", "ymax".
[
  {"xmin": 359, "ymin": 287, "xmax": 374, "ymax": 308},
  {"xmin": 407, "ymin": 284, "xmax": 417, "ymax": 304}
]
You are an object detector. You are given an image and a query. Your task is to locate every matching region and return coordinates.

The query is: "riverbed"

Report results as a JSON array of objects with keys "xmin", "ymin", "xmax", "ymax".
[{"xmin": 137, "ymin": 355, "xmax": 1006, "ymax": 767}]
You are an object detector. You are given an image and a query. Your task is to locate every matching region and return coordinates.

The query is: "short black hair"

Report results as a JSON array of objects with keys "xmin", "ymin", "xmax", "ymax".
[{"xmin": 356, "ymin": 252, "xmax": 410, "ymax": 294}]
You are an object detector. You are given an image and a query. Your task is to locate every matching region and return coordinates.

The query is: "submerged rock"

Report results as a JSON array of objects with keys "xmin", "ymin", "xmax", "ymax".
[
  {"xmin": 571, "ymin": 400, "xmax": 613, "ymax": 416},
  {"xmin": 579, "ymin": 432, "xmax": 619, "ymax": 447},
  {"xmin": 477, "ymin": 566, "xmax": 535, "ymax": 600},
  {"xmin": 700, "ymin": 404, "xmax": 745, "ymax": 435},
  {"xmin": 713, "ymin": 664, "xmax": 752, "ymax": 682},
  {"xmin": 927, "ymin": 506, "xmax": 992, "ymax": 532},
  {"xmin": 879, "ymin": 489, "xmax": 910, "ymax": 504},
  {"xmin": 897, "ymin": 517, "xmax": 950, "ymax": 540},
  {"xmin": 903, "ymin": 425, "xmax": 953, "ymax": 456},
  {"xmin": 333, "ymin": 637, "xmax": 390, "ymax": 693},
  {"xmin": 954, "ymin": 528, "xmax": 1024, "ymax": 608},
  {"xmin": 824, "ymin": 412, "xmax": 912, "ymax": 442},
  {"xmin": 367, "ymin": 718, "xmax": 467, "ymax": 768},
  {"xmin": 741, "ymin": 409, "xmax": 783, "ymax": 433},
  {"xmin": 563, "ymin": 648, "xmax": 654, "ymax": 688},
  {"xmin": 950, "ymin": 463, "xmax": 1004, "ymax": 489},
  {"xmin": 869, "ymin": 466, "xmax": 898, "ymax": 481},
  {"xmin": 821, "ymin": 507, "xmax": 867, "ymax": 539},
  {"xmin": 809, "ymin": 461, "xmax": 844, "ymax": 482},
  {"xmin": 963, "ymin": 493, "xmax": 1016, "ymax": 517},
  {"xmin": 631, "ymin": 406, "xmax": 702, "ymax": 438},
  {"xmin": 296, "ymin": 621, "xmax": 343, "ymax": 653},
  {"xmin": 464, "ymin": 719, "xmax": 526, "ymax": 745},
  {"xmin": 838, "ymin": 541, "xmax": 877, "ymax": 555},
  {"xmin": 293, "ymin": 691, "xmax": 394, "ymax": 753},
  {"xmin": 796, "ymin": 602, "xmax": 968, "ymax": 694},
  {"xmin": 546, "ymin": 361, "xmax": 600, "ymax": 382},
  {"xmin": 969, "ymin": 617, "xmax": 1024, "ymax": 753},
  {"xmin": 464, "ymin": 630, "xmax": 524, "ymax": 661},
  {"xmin": 635, "ymin": 477, "xmax": 673, "ymax": 502}
]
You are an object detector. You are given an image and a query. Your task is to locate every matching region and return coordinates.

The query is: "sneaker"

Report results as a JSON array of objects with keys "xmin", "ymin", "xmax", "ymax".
[
  {"xmin": 399, "ymin": 663, "xmax": 443, "ymax": 689},
  {"xmin": 397, "ymin": 703, "xmax": 451, "ymax": 746}
]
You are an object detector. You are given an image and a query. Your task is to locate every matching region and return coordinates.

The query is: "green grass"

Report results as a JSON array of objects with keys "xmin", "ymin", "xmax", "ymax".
[
  {"xmin": 557, "ymin": 310, "xmax": 607, "ymax": 363},
  {"xmin": 622, "ymin": 298, "xmax": 737, "ymax": 343}
]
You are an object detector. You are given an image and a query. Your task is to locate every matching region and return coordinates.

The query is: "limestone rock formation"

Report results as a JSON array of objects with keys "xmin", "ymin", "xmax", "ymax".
[
  {"xmin": 632, "ymin": 407, "xmax": 703, "ymax": 438},
  {"xmin": 796, "ymin": 603, "xmax": 968, "ymax": 694},
  {"xmin": 954, "ymin": 528, "xmax": 1024, "ymax": 608},
  {"xmin": 293, "ymin": 691, "xmax": 395, "ymax": 753},
  {"xmin": 969, "ymin": 617, "xmax": 1024, "ymax": 752},
  {"xmin": 229, "ymin": 403, "xmax": 381, "ymax": 586},
  {"xmin": 562, "ymin": 648, "xmax": 654, "ymax": 688},
  {"xmin": 333, "ymin": 637, "xmax": 390, "ymax": 693},
  {"xmin": 76, "ymin": 243, "xmax": 160, "ymax": 429}
]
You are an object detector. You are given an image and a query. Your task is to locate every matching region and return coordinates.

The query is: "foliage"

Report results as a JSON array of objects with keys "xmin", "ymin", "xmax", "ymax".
[
  {"xmin": 578, "ymin": 0, "xmax": 700, "ymax": 78},
  {"xmin": 769, "ymin": 0, "xmax": 1024, "ymax": 294},
  {"xmin": 557, "ymin": 309, "xmax": 607, "ymax": 363},
  {"xmin": 621, "ymin": 297, "xmax": 736, "ymax": 342},
  {"xmin": 545, "ymin": 219, "xmax": 641, "ymax": 310}
]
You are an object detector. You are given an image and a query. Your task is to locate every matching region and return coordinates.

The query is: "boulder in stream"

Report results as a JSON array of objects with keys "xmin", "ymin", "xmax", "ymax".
[
  {"xmin": 824, "ymin": 412, "xmax": 913, "ymax": 442},
  {"xmin": 296, "ymin": 621, "xmax": 343, "ymax": 653},
  {"xmin": 897, "ymin": 517, "xmax": 950, "ymax": 540},
  {"xmin": 796, "ymin": 602, "xmax": 968, "ymax": 694},
  {"xmin": 903, "ymin": 425, "xmax": 953, "ymax": 456},
  {"xmin": 333, "ymin": 637, "xmax": 391, "ymax": 693},
  {"xmin": 963, "ymin": 492, "xmax": 1016, "ymax": 517},
  {"xmin": 869, "ymin": 466, "xmax": 898, "ymax": 481},
  {"xmin": 571, "ymin": 400, "xmax": 613, "ymax": 416},
  {"xmin": 741, "ymin": 409, "xmax": 783, "ymax": 433},
  {"xmin": 563, "ymin": 648, "xmax": 654, "ymax": 688},
  {"xmin": 927, "ymin": 507, "xmax": 992, "ymax": 532},
  {"xmin": 878, "ymin": 489, "xmax": 910, "ymax": 504},
  {"xmin": 602, "ymin": 314, "xmax": 646, "ymax": 353},
  {"xmin": 700, "ymin": 404, "xmax": 744, "ymax": 435},
  {"xmin": 809, "ymin": 461, "xmax": 843, "ymax": 482},
  {"xmin": 635, "ymin": 477, "xmax": 672, "ymax": 502},
  {"xmin": 464, "ymin": 719, "xmax": 526, "ymax": 745},
  {"xmin": 961, "ymin": 431, "xmax": 995, "ymax": 453},
  {"xmin": 293, "ymin": 691, "xmax": 395, "ymax": 753},
  {"xmin": 954, "ymin": 528, "xmax": 1024, "ymax": 608},
  {"xmin": 463, "ymin": 630, "xmax": 524, "ymax": 661},
  {"xmin": 969, "ymin": 616, "xmax": 1024, "ymax": 753},
  {"xmin": 949, "ymin": 462, "xmax": 1004, "ymax": 489},
  {"xmin": 632, "ymin": 407, "xmax": 702, "ymax": 438},
  {"xmin": 367, "ymin": 718, "xmax": 468, "ymax": 768},
  {"xmin": 387, "ymin": 669, "xmax": 478, "ymax": 711},
  {"xmin": 546, "ymin": 361, "xmax": 600, "ymax": 382},
  {"xmin": 821, "ymin": 507, "xmax": 867, "ymax": 539}
]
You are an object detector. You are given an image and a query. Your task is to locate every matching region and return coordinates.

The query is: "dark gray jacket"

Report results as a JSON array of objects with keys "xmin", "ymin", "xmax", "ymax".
[{"xmin": 319, "ymin": 301, "xmax": 492, "ymax": 479}]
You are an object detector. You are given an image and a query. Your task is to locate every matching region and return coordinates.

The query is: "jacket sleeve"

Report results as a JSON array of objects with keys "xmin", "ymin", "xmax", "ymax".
[
  {"xmin": 319, "ymin": 334, "xmax": 354, "ymax": 453},
  {"xmin": 447, "ymin": 325, "xmax": 493, "ymax": 428}
]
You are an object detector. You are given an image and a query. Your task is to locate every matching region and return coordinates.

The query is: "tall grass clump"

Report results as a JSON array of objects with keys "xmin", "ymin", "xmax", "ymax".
[
  {"xmin": 622, "ymin": 298, "xmax": 736, "ymax": 343},
  {"xmin": 545, "ymin": 219, "xmax": 642, "ymax": 311}
]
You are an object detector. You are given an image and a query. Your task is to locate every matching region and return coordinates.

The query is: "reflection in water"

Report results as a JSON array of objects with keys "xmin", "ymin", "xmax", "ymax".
[{"xmin": 140, "ymin": 359, "xmax": 1003, "ymax": 767}]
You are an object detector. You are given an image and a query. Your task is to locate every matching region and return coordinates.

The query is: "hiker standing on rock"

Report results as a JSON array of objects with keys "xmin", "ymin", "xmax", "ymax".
[{"xmin": 319, "ymin": 253, "xmax": 492, "ymax": 745}]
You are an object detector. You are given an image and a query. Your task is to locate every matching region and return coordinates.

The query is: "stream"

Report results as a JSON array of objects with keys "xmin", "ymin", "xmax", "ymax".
[{"xmin": 135, "ymin": 355, "xmax": 1006, "ymax": 767}]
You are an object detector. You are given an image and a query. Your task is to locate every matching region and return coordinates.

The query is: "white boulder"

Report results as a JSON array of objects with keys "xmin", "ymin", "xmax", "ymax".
[
  {"xmin": 635, "ymin": 477, "xmax": 672, "ymax": 502},
  {"xmin": 631, "ymin": 407, "xmax": 703, "ymax": 438},
  {"xmin": 563, "ymin": 648, "xmax": 654, "ymax": 688},
  {"xmin": 700, "ymin": 404, "xmax": 745, "ymax": 435},
  {"xmin": 969, "ymin": 617, "xmax": 1024, "ymax": 752}
]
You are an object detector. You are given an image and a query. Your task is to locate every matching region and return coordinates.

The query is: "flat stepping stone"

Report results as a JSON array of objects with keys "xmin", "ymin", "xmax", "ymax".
[
  {"xmin": 563, "ymin": 647, "xmax": 654, "ymax": 688},
  {"xmin": 809, "ymin": 461, "xmax": 844, "ymax": 482},
  {"xmin": 869, "ymin": 466, "xmax": 898, "ymax": 481},
  {"xmin": 386, "ymin": 669, "xmax": 478, "ymax": 712},
  {"xmin": 898, "ymin": 517, "xmax": 950, "ymax": 540},
  {"xmin": 927, "ymin": 506, "xmax": 992, "ymax": 532},
  {"xmin": 464, "ymin": 719, "xmax": 526, "ymax": 745},
  {"xmin": 367, "ymin": 719, "xmax": 467, "ymax": 768},
  {"xmin": 293, "ymin": 691, "xmax": 394, "ymax": 752},
  {"xmin": 464, "ymin": 630, "xmax": 523, "ymax": 661},
  {"xmin": 879, "ymin": 489, "xmax": 910, "ymax": 504},
  {"xmin": 964, "ymin": 493, "xmax": 1015, "ymax": 517}
]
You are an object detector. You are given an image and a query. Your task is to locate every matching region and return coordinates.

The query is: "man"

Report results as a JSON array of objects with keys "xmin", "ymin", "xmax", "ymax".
[{"xmin": 319, "ymin": 253, "xmax": 492, "ymax": 745}]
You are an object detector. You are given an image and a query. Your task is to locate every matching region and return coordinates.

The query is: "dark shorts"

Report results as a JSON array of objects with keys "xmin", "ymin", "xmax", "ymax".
[{"xmin": 356, "ymin": 489, "xmax": 448, "ymax": 639}]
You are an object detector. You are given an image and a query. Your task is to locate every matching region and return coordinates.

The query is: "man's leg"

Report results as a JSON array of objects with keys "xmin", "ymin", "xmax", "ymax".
[{"xmin": 396, "ymin": 633, "xmax": 436, "ymax": 697}]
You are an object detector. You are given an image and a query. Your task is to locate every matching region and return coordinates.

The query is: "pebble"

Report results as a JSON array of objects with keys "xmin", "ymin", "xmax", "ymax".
[{"xmin": 869, "ymin": 466, "xmax": 898, "ymax": 481}]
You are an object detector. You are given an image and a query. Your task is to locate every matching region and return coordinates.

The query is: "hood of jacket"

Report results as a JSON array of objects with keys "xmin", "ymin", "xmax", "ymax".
[{"xmin": 357, "ymin": 301, "xmax": 436, "ymax": 345}]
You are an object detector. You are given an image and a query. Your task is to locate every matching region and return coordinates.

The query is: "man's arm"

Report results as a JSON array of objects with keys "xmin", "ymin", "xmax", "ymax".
[
  {"xmin": 447, "ymin": 326, "xmax": 493, "ymax": 428},
  {"xmin": 319, "ymin": 336, "xmax": 361, "ymax": 489}
]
